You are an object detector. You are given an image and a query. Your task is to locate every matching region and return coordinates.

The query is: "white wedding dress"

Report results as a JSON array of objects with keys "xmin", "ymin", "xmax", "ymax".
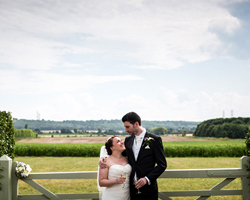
[{"xmin": 101, "ymin": 164, "xmax": 132, "ymax": 200}]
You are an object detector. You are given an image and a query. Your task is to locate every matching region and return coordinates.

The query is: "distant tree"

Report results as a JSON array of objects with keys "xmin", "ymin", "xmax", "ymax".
[
  {"xmin": 74, "ymin": 128, "xmax": 77, "ymax": 134},
  {"xmin": 104, "ymin": 129, "xmax": 118, "ymax": 135},
  {"xmin": 151, "ymin": 126, "xmax": 168, "ymax": 135},
  {"xmin": 168, "ymin": 128, "xmax": 173, "ymax": 135},
  {"xmin": 34, "ymin": 128, "xmax": 41, "ymax": 134},
  {"xmin": 61, "ymin": 128, "xmax": 72, "ymax": 134},
  {"xmin": 182, "ymin": 129, "xmax": 187, "ymax": 137},
  {"xmin": 194, "ymin": 117, "xmax": 249, "ymax": 139},
  {"xmin": 24, "ymin": 123, "xmax": 28, "ymax": 129}
]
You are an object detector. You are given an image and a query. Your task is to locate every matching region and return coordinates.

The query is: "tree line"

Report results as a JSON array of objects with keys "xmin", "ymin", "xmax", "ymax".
[
  {"xmin": 46, "ymin": 127, "xmax": 169, "ymax": 136},
  {"xmin": 13, "ymin": 118, "xmax": 199, "ymax": 131},
  {"xmin": 193, "ymin": 117, "xmax": 250, "ymax": 139}
]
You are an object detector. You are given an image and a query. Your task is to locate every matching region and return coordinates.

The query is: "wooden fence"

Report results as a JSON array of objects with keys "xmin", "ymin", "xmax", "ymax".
[{"xmin": 0, "ymin": 155, "xmax": 249, "ymax": 200}]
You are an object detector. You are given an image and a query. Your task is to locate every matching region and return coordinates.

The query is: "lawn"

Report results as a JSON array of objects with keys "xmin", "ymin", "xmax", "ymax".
[{"xmin": 14, "ymin": 157, "xmax": 243, "ymax": 200}]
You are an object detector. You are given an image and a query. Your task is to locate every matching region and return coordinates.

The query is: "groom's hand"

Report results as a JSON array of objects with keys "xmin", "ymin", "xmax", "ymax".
[
  {"xmin": 99, "ymin": 157, "xmax": 107, "ymax": 169},
  {"xmin": 135, "ymin": 178, "xmax": 147, "ymax": 189}
]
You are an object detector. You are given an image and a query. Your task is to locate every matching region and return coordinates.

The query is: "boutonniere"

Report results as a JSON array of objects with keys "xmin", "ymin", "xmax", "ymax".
[{"xmin": 142, "ymin": 136, "xmax": 155, "ymax": 149}]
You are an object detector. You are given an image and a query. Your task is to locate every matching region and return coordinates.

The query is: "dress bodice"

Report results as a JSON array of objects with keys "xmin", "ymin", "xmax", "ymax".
[
  {"xmin": 101, "ymin": 164, "xmax": 131, "ymax": 200},
  {"xmin": 108, "ymin": 164, "xmax": 131, "ymax": 181}
]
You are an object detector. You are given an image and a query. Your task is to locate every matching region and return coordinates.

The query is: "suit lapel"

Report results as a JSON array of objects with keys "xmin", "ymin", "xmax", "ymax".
[{"xmin": 127, "ymin": 135, "xmax": 136, "ymax": 161}]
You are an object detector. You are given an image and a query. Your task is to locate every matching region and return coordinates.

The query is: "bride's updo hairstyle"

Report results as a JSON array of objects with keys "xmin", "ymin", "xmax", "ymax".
[{"xmin": 105, "ymin": 136, "xmax": 117, "ymax": 155}]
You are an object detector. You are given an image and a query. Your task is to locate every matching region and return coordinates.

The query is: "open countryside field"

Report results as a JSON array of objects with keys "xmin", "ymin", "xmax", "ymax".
[
  {"xmin": 18, "ymin": 135, "xmax": 212, "ymax": 144},
  {"xmin": 16, "ymin": 135, "xmax": 245, "ymax": 157},
  {"xmin": 15, "ymin": 136, "xmax": 246, "ymax": 200}
]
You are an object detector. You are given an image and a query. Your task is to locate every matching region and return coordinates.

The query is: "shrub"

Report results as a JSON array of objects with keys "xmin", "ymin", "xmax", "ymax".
[
  {"xmin": 0, "ymin": 111, "xmax": 15, "ymax": 159},
  {"xmin": 15, "ymin": 143, "xmax": 103, "ymax": 157},
  {"xmin": 15, "ymin": 129, "xmax": 37, "ymax": 138},
  {"xmin": 164, "ymin": 144, "xmax": 245, "ymax": 157},
  {"xmin": 14, "ymin": 143, "xmax": 245, "ymax": 157},
  {"xmin": 245, "ymin": 127, "xmax": 250, "ymax": 156}
]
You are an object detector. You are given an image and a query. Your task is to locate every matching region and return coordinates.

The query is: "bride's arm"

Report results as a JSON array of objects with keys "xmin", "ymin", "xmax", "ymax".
[{"xmin": 98, "ymin": 165, "xmax": 125, "ymax": 187}]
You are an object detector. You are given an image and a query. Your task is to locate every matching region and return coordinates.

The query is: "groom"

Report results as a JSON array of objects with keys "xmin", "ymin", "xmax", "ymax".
[{"xmin": 122, "ymin": 112, "xmax": 167, "ymax": 200}]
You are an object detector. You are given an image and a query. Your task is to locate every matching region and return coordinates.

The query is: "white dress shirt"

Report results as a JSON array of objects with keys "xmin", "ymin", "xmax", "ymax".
[
  {"xmin": 132, "ymin": 128, "xmax": 146, "ymax": 161},
  {"xmin": 132, "ymin": 128, "xmax": 150, "ymax": 184}
]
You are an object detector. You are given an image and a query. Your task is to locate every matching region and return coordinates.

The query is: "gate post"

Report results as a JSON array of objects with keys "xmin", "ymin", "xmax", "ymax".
[
  {"xmin": 0, "ymin": 155, "xmax": 13, "ymax": 200},
  {"xmin": 12, "ymin": 161, "xmax": 18, "ymax": 200},
  {"xmin": 241, "ymin": 156, "xmax": 250, "ymax": 200}
]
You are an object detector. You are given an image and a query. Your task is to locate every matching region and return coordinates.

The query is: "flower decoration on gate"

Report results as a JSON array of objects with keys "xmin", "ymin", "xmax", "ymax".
[
  {"xmin": 142, "ymin": 136, "xmax": 155, "ymax": 148},
  {"xmin": 15, "ymin": 162, "xmax": 32, "ymax": 178}
]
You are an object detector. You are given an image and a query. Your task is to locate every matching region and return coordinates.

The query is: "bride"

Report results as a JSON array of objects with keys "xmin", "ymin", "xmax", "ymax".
[{"xmin": 98, "ymin": 136, "xmax": 131, "ymax": 200}]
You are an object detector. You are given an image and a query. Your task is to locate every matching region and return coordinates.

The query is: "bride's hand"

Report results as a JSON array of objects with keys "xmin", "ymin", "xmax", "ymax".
[
  {"xmin": 116, "ymin": 176, "xmax": 126, "ymax": 184},
  {"xmin": 99, "ymin": 157, "xmax": 107, "ymax": 169}
]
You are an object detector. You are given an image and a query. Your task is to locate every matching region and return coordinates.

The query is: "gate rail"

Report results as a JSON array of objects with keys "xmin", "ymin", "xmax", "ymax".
[{"xmin": 0, "ymin": 155, "xmax": 249, "ymax": 200}]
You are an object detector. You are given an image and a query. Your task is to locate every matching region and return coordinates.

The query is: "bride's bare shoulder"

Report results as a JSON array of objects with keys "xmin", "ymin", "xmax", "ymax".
[{"xmin": 106, "ymin": 157, "xmax": 113, "ymax": 168}]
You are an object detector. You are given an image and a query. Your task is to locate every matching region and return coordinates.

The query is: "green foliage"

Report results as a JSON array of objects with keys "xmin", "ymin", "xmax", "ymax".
[
  {"xmin": 194, "ymin": 117, "xmax": 250, "ymax": 139},
  {"xmin": 182, "ymin": 129, "xmax": 187, "ymax": 137},
  {"xmin": 15, "ymin": 129, "xmax": 37, "ymax": 138},
  {"xmin": 15, "ymin": 143, "xmax": 103, "ymax": 157},
  {"xmin": 61, "ymin": 128, "xmax": 72, "ymax": 134},
  {"xmin": 0, "ymin": 111, "xmax": 15, "ymax": 159},
  {"xmin": 164, "ymin": 144, "xmax": 245, "ymax": 157},
  {"xmin": 13, "ymin": 118, "xmax": 199, "ymax": 131},
  {"xmin": 150, "ymin": 126, "xmax": 168, "ymax": 135},
  {"xmin": 34, "ymin": 128, "xmax": 41, "ymax": 134},
  {"xmin": 103, "ymin": 129, "xmax": 121, "ymax": 135},
  {"xmin": 245, "ymin": 127, "xmax": 250, "ymax": 156},
  {"xmin": 15, "ymin": 141, "xmax": 245, "ymax": 157},
  {"xmin": 24, "ymin": 123, "xmax": 28, "ymax": 129}
]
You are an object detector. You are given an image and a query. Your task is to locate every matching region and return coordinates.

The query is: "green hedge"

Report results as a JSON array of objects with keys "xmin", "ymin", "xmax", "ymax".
[
  {"xmin": 0, "ymin": 111, "xmax": 15, "ymax": 159},
  {"xmin": 15, "ymin": 143, "xmax": 245, "ymax": 157},
  {"xmin": 15, "ymin": 129, "xmax": 37, "ymax": 138},
  {"xmin": 15, "ymin": 143, "xmax": 103, "ymax": 157},
  {"xmin": 164, "ymin": 144, "xmax": 245, "ymax": 157}
]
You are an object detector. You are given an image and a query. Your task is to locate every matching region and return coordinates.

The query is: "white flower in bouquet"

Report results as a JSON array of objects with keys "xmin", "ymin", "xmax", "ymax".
[{"xmin": 15, "ymin": 162, "xmax": 32, "ymax": 178}]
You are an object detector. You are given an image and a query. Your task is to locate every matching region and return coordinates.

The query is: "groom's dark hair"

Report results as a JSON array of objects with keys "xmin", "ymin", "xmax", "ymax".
[{"xmin": 122, "ymin": 112, "xmax": 141, "ymax": 126}]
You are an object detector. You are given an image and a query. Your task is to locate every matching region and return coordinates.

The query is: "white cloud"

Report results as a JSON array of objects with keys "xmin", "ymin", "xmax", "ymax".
[
  {"xmin": 0, "ymin": 0, "xmax": 242, "ymax": 70},
  {"xmin": 136, "ymin": 89, "xmax": 250, "ymax": 121},
  {"xmin": 0, "ymin": 0, "xmax": 249, "ymax": 122},
  {"xmin": 0, "ymin": 70, "xmax": 144, "ymax": 95},
  {"xmin": 4, "ymin": 88, "xmax": 250, "ymax": 122}
]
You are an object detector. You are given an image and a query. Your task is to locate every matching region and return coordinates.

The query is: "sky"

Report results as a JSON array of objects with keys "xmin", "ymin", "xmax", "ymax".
[{"xmin": 1, "ymin": 0, "xmax": 250, "ymax": 122}]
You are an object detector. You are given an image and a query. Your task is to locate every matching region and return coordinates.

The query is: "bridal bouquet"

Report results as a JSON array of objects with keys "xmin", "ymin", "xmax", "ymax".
[{"xmin": 15, "ymin": 162, "xmax": 32, "ymax": 178}]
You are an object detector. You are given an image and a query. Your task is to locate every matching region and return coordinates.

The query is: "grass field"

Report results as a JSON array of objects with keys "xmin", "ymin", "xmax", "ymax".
[{"xmin": 14, "ymin": 157, "xmax": 243, "ymax": 200}]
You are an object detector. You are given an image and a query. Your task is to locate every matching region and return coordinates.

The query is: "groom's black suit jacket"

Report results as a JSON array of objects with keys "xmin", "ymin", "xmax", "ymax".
[{"xmin": 124, "ymin": 132, "xmax": 167, "ymax": 199}]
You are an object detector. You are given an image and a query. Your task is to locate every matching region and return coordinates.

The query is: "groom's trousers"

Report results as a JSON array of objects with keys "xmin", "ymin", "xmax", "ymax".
[{"xmin": 131, "ymin": 193, "xmax": 158, "ymax": 200}]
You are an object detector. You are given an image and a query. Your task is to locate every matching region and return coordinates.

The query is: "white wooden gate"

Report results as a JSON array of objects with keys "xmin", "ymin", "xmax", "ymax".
[{"xmin": 0, "ymin": 155, "xmax": 249, "ymax": 200}]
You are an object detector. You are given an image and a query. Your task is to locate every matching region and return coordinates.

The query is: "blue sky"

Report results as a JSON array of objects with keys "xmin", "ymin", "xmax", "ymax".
[{"xmin": 1, "ymin": 0, "xmax": 250, "ymax": 122}]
